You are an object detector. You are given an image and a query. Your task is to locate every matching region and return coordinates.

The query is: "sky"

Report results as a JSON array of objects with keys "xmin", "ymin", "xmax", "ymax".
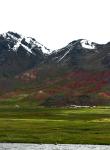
[{"xmin": 0, "ymin": 0, "xmax": 110, "ymax": 50}]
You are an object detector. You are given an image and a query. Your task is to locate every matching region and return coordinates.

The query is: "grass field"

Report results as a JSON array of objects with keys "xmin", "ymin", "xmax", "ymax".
[{"xmin": 0, "ymin": 96, "xmax": 110, "ymax": 145}]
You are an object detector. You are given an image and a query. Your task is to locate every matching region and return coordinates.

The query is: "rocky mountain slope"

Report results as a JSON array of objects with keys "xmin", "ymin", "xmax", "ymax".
[
  {"xmin": 1, "ymin": 31, "xmax": 110, "ymax": 78},
  {"xmin": 0, "ymin": 31, "xmax": 49, "ymax": 77},
  {"xmin": 0, "ymin": 31, "xmax": 110, "ymax": 106},
  {"xmin": 47, "ymin": 39, "xmax": 110, "ymax": 71}
]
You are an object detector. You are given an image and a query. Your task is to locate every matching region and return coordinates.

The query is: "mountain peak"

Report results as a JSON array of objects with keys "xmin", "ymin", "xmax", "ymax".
[
  {"xmin": 2, "ymin": 31, "xmax": 50, "ymax": 54},
  {"xmin": 80, "ymin": 39, "xmax": 96, "ymax": 49}
]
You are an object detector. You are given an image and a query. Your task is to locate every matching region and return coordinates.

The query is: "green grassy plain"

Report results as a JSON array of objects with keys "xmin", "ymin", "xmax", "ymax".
[{"xmin": 0, "ymin": 95, "xmax": 109, "ymax": 144}]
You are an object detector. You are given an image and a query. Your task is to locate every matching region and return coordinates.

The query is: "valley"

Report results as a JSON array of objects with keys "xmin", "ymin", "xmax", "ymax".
[{"xmin": 0, "ymin": 101, "xmax": 109, "ymax": 144}]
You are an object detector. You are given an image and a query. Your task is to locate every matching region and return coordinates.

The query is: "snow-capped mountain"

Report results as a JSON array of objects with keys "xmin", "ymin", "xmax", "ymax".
[
  {"xmin": 0, "ymin": 31, "xmax": 48, "ymax": 77},
  {"xmin": 0, "ymin": 31, "xmax": 110, "ymax": 78},
  {"xmin": 2, "ymin": 31, "xmax": 50, "ymax": 54},
  {"xmin": 46, "ymin": 39, "xmax": 110, "ymax": 71},
  {"xmin": 47, "ymin": 39, "xmax": 98, "ymax": 63},
  {"xmin": 0, "ymin": 32, "xmax": 110, "ymax": 107}
]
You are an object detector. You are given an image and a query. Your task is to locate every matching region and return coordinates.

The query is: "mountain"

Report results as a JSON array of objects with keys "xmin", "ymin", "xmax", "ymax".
[
  {"xmin": 0, "ymin": 31, "xmax": 110, "ymax": 78},
  {"xmin": 0, "ymin": 31, "xmax": 49, "ymax": 77},
  {"xmin": 0, "ymin": 32, "xmax": 110, "ymax": 106},
  {"xmin": 46, "ymin": 39, "xmax": 110, "ymax": 71},
  {"xmin": 31, "ymin": 39, "xmax": 110, "ymax": 107}
]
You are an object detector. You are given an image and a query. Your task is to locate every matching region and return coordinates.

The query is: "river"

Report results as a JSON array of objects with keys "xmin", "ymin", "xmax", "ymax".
[{"xmin": 0, "ymin": 144, "xmax": 110, "ymax": 150}]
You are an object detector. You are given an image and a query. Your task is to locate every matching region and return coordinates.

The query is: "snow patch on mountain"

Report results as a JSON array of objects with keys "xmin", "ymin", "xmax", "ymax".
[
  {"xmin": 4, "ymin": 32, "xmax": 18, "ymax": 41},
  {"xmin": 13, "ymin": 37, "xmax": 23, "ymax": 51},
  {"xmin": 58, "ymin": 50, "xmax": 70, "ymax": 62},
  {"xmin": 25, "ymin": 37, "xmax": 51, "ymax": 54},
  {"xmin": 81, "ymin": 40, "xmax": 96, "ymax": 49},
  {"xmin": 2, "ymin": 32, "xmax": 50, "ymax": 54}
]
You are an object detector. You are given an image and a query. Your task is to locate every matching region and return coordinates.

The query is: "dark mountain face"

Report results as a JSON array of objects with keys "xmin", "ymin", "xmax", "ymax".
[
  {"xmin": 0, "ymin": 31, "xmax": 110, "ymax": 78},
  {"xmin": 0, "ymin": 32, "xmax": 110, "ymax": 106},
  {"xmin": 46, "ymin": 39, "xmax": 110, "ymax": 71},
  {"xmin": 0, "ymin": 31, "xmax": 49, "ymax": 77}
]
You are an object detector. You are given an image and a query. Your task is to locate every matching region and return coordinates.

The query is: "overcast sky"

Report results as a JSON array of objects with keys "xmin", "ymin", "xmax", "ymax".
[{"xmin": 0, "ymin": 0, "xmax": 110, "ymax": 50}]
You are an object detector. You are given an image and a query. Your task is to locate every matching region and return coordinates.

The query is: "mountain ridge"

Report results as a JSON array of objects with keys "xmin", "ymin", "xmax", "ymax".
[
  {"xmin": 0, "ymin": 31, "xmax": 110, "ymax": 77},
  {"xmin": 0, "ymin": 31, "xmax": 110, "ymax": 106}
]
